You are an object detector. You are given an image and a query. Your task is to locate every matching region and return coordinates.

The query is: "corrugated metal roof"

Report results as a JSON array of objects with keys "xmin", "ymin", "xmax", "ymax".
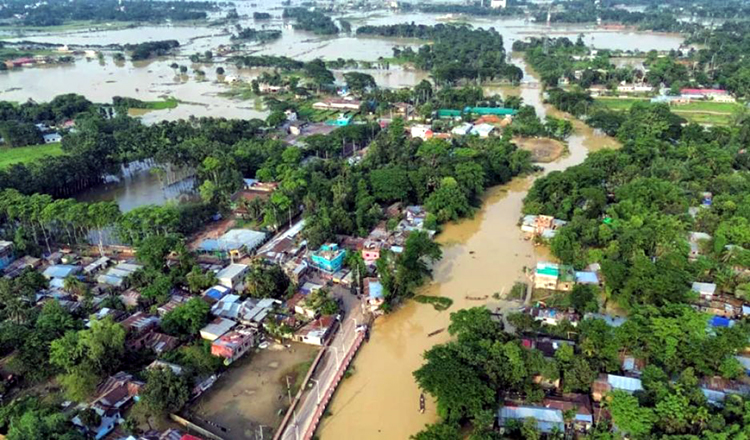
[{"xmin": 607, "ymin": 374, "xmax": 642, "ymax": 392}]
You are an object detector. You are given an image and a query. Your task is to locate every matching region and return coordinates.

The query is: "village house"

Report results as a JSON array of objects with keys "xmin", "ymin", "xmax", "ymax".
[
  {"xmin": 311, "ymin": 243, "xmax": 346, "ymax": 273},
  {"xmin": 620, "ymin": 353, "xmax": 647, "ymax": 377},
  {"xmin": 287, "ymin": 293, "xmax": 317, "ymax": 319},
  {"xmin": 692, "ymin": 281, "xmax": 717, "ymax": 299},
  {"xmin": 451, "ymin": 122, "xmax": 473, "ymax": 136},
  {"xmin": 409, "ymin": 124, "xmax": 433, "ymax": 141},
  {"xmin": 237, "ymin": 297, "xmax": 280, "ymax": 327},
  {"xmin": 498, "ymin": 404, "xmax": 564, "ymax": 434},
  {"xmin": 157, "ymin": 293, "xmax": 190, "ymax": 316},
  {"xmin": 520, "ymin": 215, "xmax": 567, "ymax": 240},
  {"xmin": 312, "ymin": 98, "xmax": 361, "ymax": 111},
  {"xmin": 83, "ymin": 256, "xmax": 110, "ymax": 276},
  {"xmin": 131, "ymin": 331, "xmax": 180, "ymax": 355},
  {"xmin": 688, "ymin": 231, "xmax": 712, "ymax": 260},
  {"xmin": 364, "ymin": 278, "xmax": 385, "ymax": 313},
  {"xmin": 216, "ymin": 263, "xmax": 249, "ymax": 292},
  {"xmin": 592, "ymin": 374, "xmax": 643, "ymax": 401},
  {"xmin": 43, "ymin": 132, "xmax": 62, "ymax": 144},
  {"xmin": 3, "ymin": 255, "xmax": 41, "ymax": 278},
  {"xmin": 700, "ymin": 376, "xmax": 750, "ymax": 406},
  {"xmin": 471, "ymin": 123, "xmax": 495, "ymax": 138},
  {"xmin": 258, "ymin": 83, "xmax": 287, "ymax": 94},
  {"xmin": 97, "ymin": 262, "xmax": 142, "ymax": 288},
  {"xmin": 584, "ymin": 312, "xmax": 628, "ymax": 327},
  {"xmin": 0, "ymin": 240, "xmax": 15, "ymax": 271},
  {"xmin": 695, "ymin": 293, "xmax": 746, "ymax": 318},
  {"xmin": 534, "ymin": 262, "xmax": 576, "ymax": 291},
  {"xmin": 680, "ymin": 88, "xmax": 735, "ymax": 102},
  {"xmin": 543, "ymin": 394, "xmax": 594, "ymax": 433},
  {"xmin": 197, "ymin": 229, "xmax": 267, "ymax": 260},
  {"xmin": 203, "ymin": 284, "xmax": 231, "ymax": 303},
  {"xmin": 527, "ymin": 306, "xmax": 579, "ymax": 327},
  {"xmin": 200, "ymin": 317, "xmax": 237, "ymax": 341},
  {"xmin": 119, "ymin": 289, "xmax": 141, "ymax": 308},
  {"xmin": 522, "ymin": 336, "xmax": 576, "ymax": 358},
  {"xmin": 87, "ymin": 371, "xmax": 144, "ymax": 438},
  {"xmin": 294, "ymin": 315, "xmax": 336, "ymax": 346},
  {"xmin": 211, "ymin": 326, "xmax": 257, "ymax": 365},
  {"xmin": 361, "ymin": 239, "xmax": 382, "ymax": 265},
  {"xmin": 242, "ymin": 178, "xmax": 278, "ymax": 193}
]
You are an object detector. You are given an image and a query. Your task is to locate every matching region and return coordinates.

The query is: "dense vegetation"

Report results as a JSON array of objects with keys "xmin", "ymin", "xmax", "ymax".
[
  {"xmin": 231, "ymin": 27, "xmax": 282, "ymax": 43},
  {"xmin": 356, "ymin": 24, "xmax": 523, "ymax": 85},
  {"xmin": 0, "ymin": 0, "xmax": 215, "ymax": 27},
  {"xmin": 124, "ymin": 40, "xmax": 179, "ymax": 61},
  {"xmin": 282, "ymin": 7, "xmax": 339, "ymax": 35}
]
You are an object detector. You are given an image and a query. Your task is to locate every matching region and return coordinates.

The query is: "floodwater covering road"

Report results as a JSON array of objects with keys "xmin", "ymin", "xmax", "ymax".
[{"xmin": 317, "ymin": 57, "xmax": 619, "ymax": 440}]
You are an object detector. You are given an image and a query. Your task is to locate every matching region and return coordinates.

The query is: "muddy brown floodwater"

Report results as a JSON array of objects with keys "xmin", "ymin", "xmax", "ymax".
[{"xmin": 317, "ymin": 56, "xmax": 619, "ymax": 440}]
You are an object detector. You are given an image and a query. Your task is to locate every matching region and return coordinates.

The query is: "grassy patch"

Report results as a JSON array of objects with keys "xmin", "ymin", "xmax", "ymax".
[
  {"xmin": 283, "ymin": 356, "xmax": 316, "ymax": 396},
  {"xmin": 673, "ymin": 111, "xmax": 732, "ymax": 126},
  {"xmin": 595, "ymin": 97, "xmax": 739, "ymax": 126},
  {"xmin": 414, "ymin": 295, "xmax": 453, "ymax": 311},
  {"xmin": 507, "ymin": 282, "xmax": 528, "ymax": 300},
  {"xmin": 0, "ymin": 143, "xmax": 65, "ymax": 169},
  {"xmin": 595, "ymin": 97, "xmax": 647, "ymax": 111},
  {"xmin": 143, "ymin": 97, "xmax": 179, "ymax": 110}
]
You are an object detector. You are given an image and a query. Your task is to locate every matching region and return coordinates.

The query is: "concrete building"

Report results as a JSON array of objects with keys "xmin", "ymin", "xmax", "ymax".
[
  {"xmin": 200, "ymin": 317, "xmax": 237, "ymax": 341},
  {"xmin": 311, "ymin": 243, "xmax": 346, "ymax": 273},
  {"xmin": 211, "ymin": 326, "xmax": 257, "ymax": 365},
  {"xmin": 216, "ymin": 263, "xmax": 249, "ymax": 291}
]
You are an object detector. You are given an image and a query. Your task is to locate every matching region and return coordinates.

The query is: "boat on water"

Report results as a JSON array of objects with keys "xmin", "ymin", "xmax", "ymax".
[{"xmin": 420, "ymin": 393, "xmax": 425, "ymax": 414}]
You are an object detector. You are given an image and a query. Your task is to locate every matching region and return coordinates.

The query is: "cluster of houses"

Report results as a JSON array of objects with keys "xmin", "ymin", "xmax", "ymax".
[
  {"xmin": 407, "ymin": 109, "xmax": 515, "ymax": 141},
  {"xmin": 533, "ymin": 262, "xmax": 600, "ymax": 292},
  {"xmin": 502, "ymin": 303, "xmax": 750, "ymax": 435}
]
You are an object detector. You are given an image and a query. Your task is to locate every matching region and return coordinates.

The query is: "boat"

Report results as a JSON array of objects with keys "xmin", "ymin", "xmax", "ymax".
[
  {"xmin": 427, "ymin": 328, "xmax": 444, "ymax": 337},
  {"xmin": 465, "ymin": 295, "xmax": 489, "ymax": 301},
  {"xmin": 420, "ymin": 393, "xmax": 425, "ymax": 413}
]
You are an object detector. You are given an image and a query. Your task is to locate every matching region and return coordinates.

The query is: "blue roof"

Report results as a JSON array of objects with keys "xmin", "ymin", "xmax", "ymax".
[
  {"xmin": 205, "ymin": 285, "xmax": 230, "ymax": 300},
  {"xmin": 710, "ymin": 316, "xmax": 734, "ymax": 328},
  {"xmin": 575, "ymin": 271, "xmax": 599, "ymax": 284},
  {"xmin": 368, "ymin": 280, "xmax": 384, "ymax": 299}
]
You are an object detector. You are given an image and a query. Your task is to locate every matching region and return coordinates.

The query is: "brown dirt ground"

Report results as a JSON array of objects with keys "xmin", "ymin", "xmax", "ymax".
[
  {"xmin": 189, "ymin": 342, "xmax": 319, "ymax": 439},
  {"xmin": 514, "ymin": 137, "xmax": 566, "ymax": 163}
]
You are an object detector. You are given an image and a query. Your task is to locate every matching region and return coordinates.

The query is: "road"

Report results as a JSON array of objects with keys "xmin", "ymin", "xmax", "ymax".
[{"xmin": 278, "ymin": 285, "xmax": 366, "ymax": 440}]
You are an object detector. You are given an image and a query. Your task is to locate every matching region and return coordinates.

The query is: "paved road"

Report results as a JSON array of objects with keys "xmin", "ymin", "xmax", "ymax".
[{"xmin": 279, "ymin": 288, "xmax": 365, "ymax": 440}]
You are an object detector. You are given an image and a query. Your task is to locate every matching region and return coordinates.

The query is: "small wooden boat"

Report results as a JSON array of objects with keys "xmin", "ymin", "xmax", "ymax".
[
  {"xmin": 465, "ymin": 295, "xmax": 489, "ymax": 301},
  {"xmin": 427, "ymin": 328, "xmax": 445, "ymax": 337},
  {"xmin": 420, "ymin": 393, "xmax": 425, "ymax": 413}
]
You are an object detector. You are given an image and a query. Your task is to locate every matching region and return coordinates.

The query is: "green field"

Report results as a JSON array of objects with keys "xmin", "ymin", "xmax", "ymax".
[
  {"xmin": 595, "ymin": 97, "xmax": 741, "ymax": 126},
  {"xmin": 144, "ymin": 97, "xmax": 179, "ymax": 110},
  {"xmin": 0, "ymin": 143, "xmax": 65, "ymax": 169}
]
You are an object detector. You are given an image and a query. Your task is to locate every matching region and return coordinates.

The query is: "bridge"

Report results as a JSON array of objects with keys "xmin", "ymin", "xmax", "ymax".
[{"xmin": 274, "ymin": 312, "xmax": 367, "ymax": 440}]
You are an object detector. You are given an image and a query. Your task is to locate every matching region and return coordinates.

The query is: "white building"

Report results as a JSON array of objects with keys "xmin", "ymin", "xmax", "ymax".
[
  {"xmin": 216, "ymin": 264, "xmax": 249, "ymax": 291},
  {"xmin": 490, "ymin": 0, "xmax": 507, "ymax": 8}
]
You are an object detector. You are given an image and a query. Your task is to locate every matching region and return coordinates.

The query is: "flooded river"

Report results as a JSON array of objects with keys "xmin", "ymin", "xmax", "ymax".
[{"xmin": 317, "ymin": 57, "xmax": 619, "ymax": 440}]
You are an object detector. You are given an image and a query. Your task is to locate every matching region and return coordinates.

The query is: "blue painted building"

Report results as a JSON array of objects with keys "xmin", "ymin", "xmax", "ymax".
[
  {"xmin": 311, "ymin": 243, "xmax": 346, "ymax": 273},
  {"xmin": 0, "ymin": 241, "xmax": 14, "ymax": 271}
]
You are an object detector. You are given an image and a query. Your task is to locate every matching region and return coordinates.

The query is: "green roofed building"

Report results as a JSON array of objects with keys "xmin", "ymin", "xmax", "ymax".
[
  {"xmin": 437, "ymin": 109, "xmax": 462, "ymax": 118},
  {"xmin": 464, "ymin": 106, "xmax": 517, "ymax": 116},
  {"xmin": 437, "ymin": 107, "xmax": 517, "ymax": 119}
]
